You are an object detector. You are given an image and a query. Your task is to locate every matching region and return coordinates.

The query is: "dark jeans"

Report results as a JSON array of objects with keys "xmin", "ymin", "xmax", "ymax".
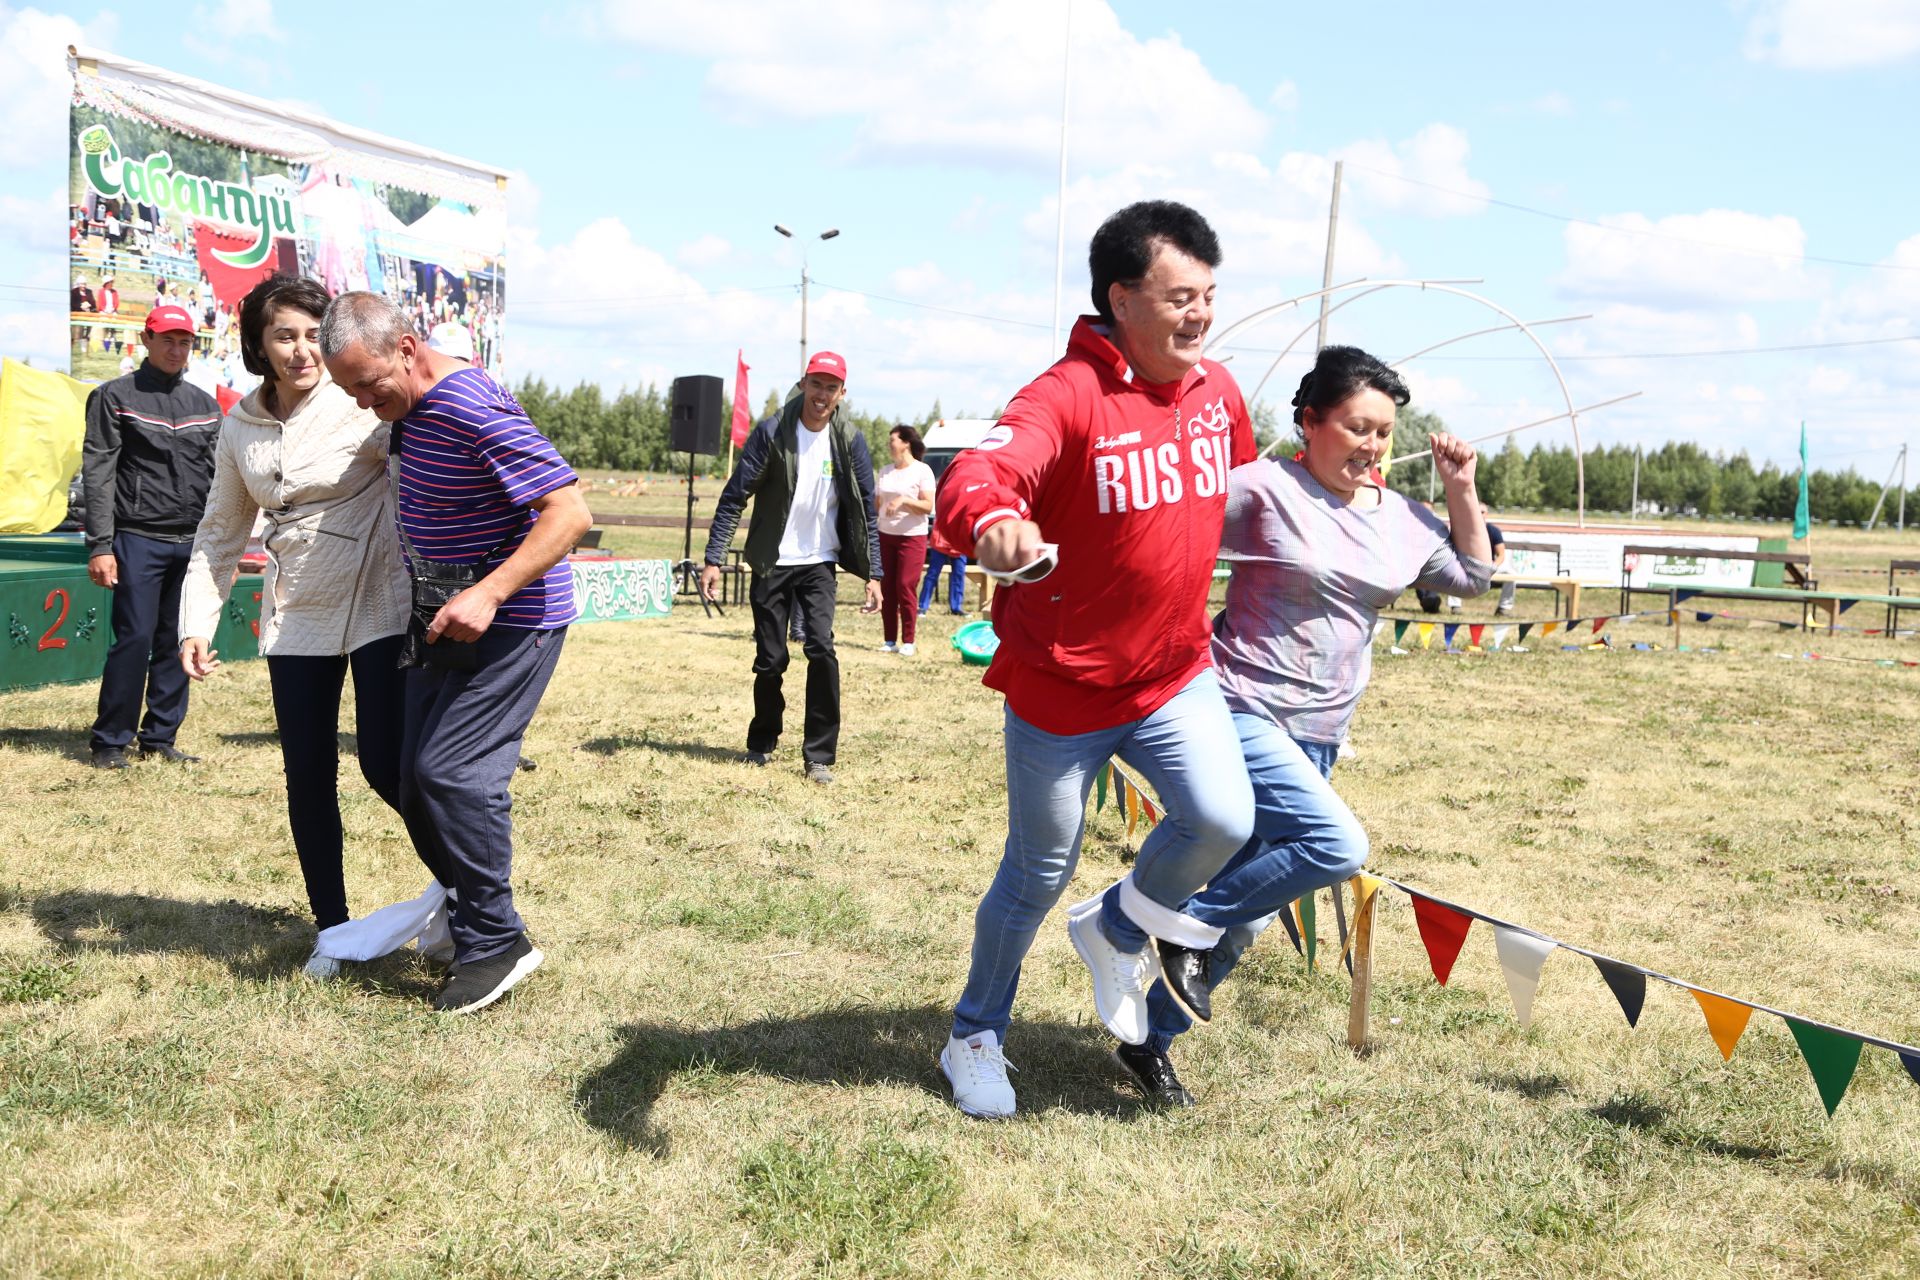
[
  {"xmin": 399, "ymin": 625, "xmax": 566, "ymax": 964},
  {"xmin": 91, "ymin": 531, "xmax": 192, "ymax": 753},
  {"xmin": 267, "ymin": 634, "xmax": 408, "ymax": 930},
  {"xmin": 879, "ymin": 532, "xmax": 927, "ymax": 644},
  {"xmin": 748, "ymin": 562, "xmax": 840, "ymax": 764},
  {"xmin": 919, "ymin": 549, "xmax": 968, "ymax": 614}
]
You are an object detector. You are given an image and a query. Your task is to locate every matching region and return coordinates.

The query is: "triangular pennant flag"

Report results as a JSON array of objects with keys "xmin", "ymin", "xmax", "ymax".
[
  {"xmin": 1339, "ymin": 873, "xmax": 1387, "ymax": 965},
  {"xmin": 1371, "ymin": 619, "xmax": 1387, "ymax": 644},
  {"xmin": 1410, "ymin": 894, "xmax": 1473, "ymax": 986},
  {"xmin": 1393, "ymin": 619, "xmax": 1410, "ymax": 646},
  {"xmin": 1565, "ymin": 618, "xmax": 1584, "ymax": 633},
  {"xmin": 1696, "ymin": 611, "xmax": 1714, "ymax": 623},
  {"xmin": 1418, "ymin": 622, "xmax": 1435, "ymax": 649},
  {"xmin": 1517, "ymin": 622, "xmax": 1534, "ymax": 644},
  {"xmin": 1095, "ymin": 763, "xmax": 1109, "ymax": 813},
  {"xmin": 1675, "ymin": 590, "xmax": 1700, "ymax": 603},
  {"xmin": 1668, "ymin": 610, "xmax": 1680, "ymax": 624},
  {"xmin": 1125, "ymin": 782, "xmax": 1141, "ymax": 837},
  {"xmin": 1592, "ymin": 958, "xmax": 1646, "ymax": 1028},
  {"xmin": 1275, "ymin": 899, "xmax": 1304, "ymax": 955},
  {"xmin": 1691, "ymin": 990, "xmax": 1754, "ymax": 1061},
  {"xmin": 1592, "ymin": 616, "xmax": 1609, "ymax": 634},
  {"xmin": 1785, "ymin": 1018, "xmax": 1864, "ymax": 1118},
  {"xmin": 1442, "ymin": 623, "xmax": 1459, "ymax": 649},
  {"xmin": 1299, "ymin": 890, "xmax": 1317, "ymax": 971},
  {"xmin": 1469, "ymin": 623, "xmax": 1485, "ymax": 648},
  {"xmin": 1141, "ymin": 796, "xmax": 1158, "ymax": 827},
  {"xmin": 1541, "ymin": 621, "xmax": 1560, "ymax": 638},
  {"xmin": 1493, "ymin": 927, "xmax": 1555, "ymax": 1028},
  {"xmin": 1901, "ymin": 1052, "xmax": 1920, "ymax": 1088},
  {"xmin": 1490, "ymin": 625, "xmax": 1510, "ymax": 650}
]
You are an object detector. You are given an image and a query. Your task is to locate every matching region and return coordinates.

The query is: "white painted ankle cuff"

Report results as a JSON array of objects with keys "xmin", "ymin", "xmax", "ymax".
[{"xmin": 1118, "ymin": 875, "xmax": 1223, "ymax": 949}]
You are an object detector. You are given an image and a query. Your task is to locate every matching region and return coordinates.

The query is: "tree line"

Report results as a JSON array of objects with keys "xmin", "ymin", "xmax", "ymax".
[{"xmin": 522, "ymin": 375, "xmax": 1913, "ymax": 526}]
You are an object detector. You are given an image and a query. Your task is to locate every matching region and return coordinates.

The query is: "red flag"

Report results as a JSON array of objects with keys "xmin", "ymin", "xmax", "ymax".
[
  {"xmin": 730, "ymin": 350, "xmax": 752, "ymax": 447},
  {"xmin": 1592, "ymin": 616, "xmax": 1609, "ymax": 634},
  {"xmin": 1411, "ymin": 893, "xmax": 1473, "ymax": 986},
  {"xmin": 1468, "ymin": 624, "xmax": 1485, "ymax": 648}
]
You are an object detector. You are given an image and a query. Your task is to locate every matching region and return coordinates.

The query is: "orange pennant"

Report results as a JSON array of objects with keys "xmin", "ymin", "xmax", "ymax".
[
  {"xmin": 1125, "ymin": 783, "xmax": 1140, "ymax": 837},
  {"xmin": 1691, "ymin": 990, "xmax": 1754, "ymax": 1061}
]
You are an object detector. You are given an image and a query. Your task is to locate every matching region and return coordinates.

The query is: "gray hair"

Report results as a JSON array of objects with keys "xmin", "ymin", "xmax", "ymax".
[{"xmin": 319, "ymin": 291, "xmax": 410, "ymax": 359}]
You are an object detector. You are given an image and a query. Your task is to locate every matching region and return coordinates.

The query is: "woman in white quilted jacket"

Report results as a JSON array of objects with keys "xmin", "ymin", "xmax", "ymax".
[{"xmin": 178, "ymin": 275, "xmax": 415, "ymax": 978}]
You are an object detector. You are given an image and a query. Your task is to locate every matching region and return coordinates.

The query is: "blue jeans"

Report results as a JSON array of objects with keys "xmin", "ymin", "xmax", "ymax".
[
  {"xmin": 952, "ymin": 669, "xmax": 1254, "ymax": 1041},
  {"xmin": 919, "ymin": 550, "xmax": 967, "ymax": 613},
  {"xmin": 90, "ymin": 531, "xmax": 192, "ymax": 752},
  {"xmin": 1144, "ymin": 718, "xmax": 1367, "ymax": 1052}
]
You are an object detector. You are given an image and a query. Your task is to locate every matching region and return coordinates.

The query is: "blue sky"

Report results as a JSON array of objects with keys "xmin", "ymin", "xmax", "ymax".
[{"xmin": 3, "ymin": 0, "xmax": 1917, "ymax": 472}]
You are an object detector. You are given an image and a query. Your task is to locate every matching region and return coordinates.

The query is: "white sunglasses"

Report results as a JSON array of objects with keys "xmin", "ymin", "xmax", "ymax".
[{"xmin": 984, "ymin": 542, "xmax": 1059, "ymax": 585}]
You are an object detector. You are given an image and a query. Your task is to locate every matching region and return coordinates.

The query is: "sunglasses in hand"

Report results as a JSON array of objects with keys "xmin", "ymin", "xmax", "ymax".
[{"xmin": 983, "ymin": 542, "xmax": 1059, "ymax": 585}]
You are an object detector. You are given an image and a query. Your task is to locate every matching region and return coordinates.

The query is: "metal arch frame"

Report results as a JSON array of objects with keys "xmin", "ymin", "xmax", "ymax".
[{"xmin": 1209, "ymin": 280, "xmax": 1593, "ymax": 525}]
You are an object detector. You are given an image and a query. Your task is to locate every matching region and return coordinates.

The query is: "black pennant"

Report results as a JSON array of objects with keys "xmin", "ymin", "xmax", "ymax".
[
  {"xmin": 1593, "ymin": 957, "xmax": 1646, "ymax": 1028},
  {"xmin": 1902, "ymin": 1052, "xmax": 1920, "ymax": 1089},
  {"xmin": 1275, "ymin": 903, "xmax": 1304, "ymax": 956}
]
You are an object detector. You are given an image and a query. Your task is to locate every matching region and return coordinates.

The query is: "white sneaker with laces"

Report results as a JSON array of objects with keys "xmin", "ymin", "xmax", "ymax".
[
  {"xmin": 1066, "ymin": 902, "xmax": 1157, "ymax": 1045},
  {"xmin": 877, "ymin": 641, "xmax": 896, "ymax": 653},
  {"xmin": 898, "ymin": 642, "xmax": 916, "ymax": 656},
  {"xmin": 940, "ymin": 1030, "xmax": 1017, "ymax": 1118},
  {"xmin": 302, "ymin": 952, "xmax": 341, "ymax": 979}
]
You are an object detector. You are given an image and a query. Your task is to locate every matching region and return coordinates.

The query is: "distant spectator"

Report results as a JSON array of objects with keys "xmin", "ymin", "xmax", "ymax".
[
  {"xmin": 920, "ymin": 523, "xmax": 969, "ymax": 616},
  {"xmin": 874, "ymin": 424, "xmax": 935, "ymax": 655}
]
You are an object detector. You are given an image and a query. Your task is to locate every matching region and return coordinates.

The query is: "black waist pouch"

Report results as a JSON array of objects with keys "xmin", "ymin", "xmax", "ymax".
[{"xmin": 398, "ymin": 562, "xmax": 484, "ymax": 672}]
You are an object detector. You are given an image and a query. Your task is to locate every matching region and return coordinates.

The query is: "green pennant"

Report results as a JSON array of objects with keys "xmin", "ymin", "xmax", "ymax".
[
  {"xmin": 1786, "ymin": 1018, "xmax": 1864, "ymax": 1118},
  {"xmin": 1392, "ymin": 620, "xmax": 1410, "ymax": 646},
  {"xmin": 1517, "ymin": 622, "xmax": 1534, "ymax": 644},
  {"xmin": 1095, "ymin": 763, "xmax": 1109, "ymax": 814},
  {"xmin": 1299, "ymin": 890, "xmax": 1317, "ymax": 971}
]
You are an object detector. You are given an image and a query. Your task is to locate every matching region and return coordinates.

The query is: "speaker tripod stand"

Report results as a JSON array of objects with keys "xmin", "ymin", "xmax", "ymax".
[{"xmin": 674, "ymin": 447, "xmax": 724, "ymax": 617}]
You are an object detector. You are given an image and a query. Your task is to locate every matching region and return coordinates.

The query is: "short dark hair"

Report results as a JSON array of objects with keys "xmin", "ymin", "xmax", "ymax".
[
  {"xmin": 238, "ymin": 275, "xmax": 332, "ymax": 379},
  {"xmin": 1291, "ymin": 345, "xmax": 1410, "ymax": 426},
  {"xmin": 1087, "ymin": 201, "xmax": 1222, "ymax": 325},
  {"xmin": 890, "ymin": 423, "xmax": 925, "ymax": 461}
]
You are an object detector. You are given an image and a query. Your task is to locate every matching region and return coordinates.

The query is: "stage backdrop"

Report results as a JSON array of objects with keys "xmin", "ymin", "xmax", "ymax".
[{"xmin": 65, "ymin": 47, "xmax": 509, "ymax": 403}]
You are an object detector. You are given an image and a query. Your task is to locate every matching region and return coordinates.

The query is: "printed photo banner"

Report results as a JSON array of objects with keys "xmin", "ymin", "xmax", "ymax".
[
  {"xmin": 1354, "ymin": 874, "xmax": 1920, "ymax": 1118},
  {"xmin": 66, "ymin": 48, "xmax": 509, "ymax": 397}
]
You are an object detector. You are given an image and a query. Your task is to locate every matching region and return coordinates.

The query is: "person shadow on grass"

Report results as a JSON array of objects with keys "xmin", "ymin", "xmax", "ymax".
[{"xmin": 575, "ymin": 1002, "xmax": 1152, "ymax": 1154}]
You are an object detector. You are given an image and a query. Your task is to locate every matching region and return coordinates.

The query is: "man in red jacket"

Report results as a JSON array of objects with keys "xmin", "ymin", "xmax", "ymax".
[{"xmin": 934, "ymin": 202, "xmax": 1258, "ymax": 1117}]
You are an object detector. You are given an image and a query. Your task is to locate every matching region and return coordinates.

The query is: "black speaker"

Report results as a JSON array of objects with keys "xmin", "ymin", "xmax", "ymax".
[{"xmin": 669, "ymin": 374, "xmax": 725, "ymax": 456}]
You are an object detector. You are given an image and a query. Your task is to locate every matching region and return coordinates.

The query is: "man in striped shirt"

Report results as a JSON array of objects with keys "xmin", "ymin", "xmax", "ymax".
[{"xmin": 321, "ymin": 291, "xmax": 592, "ymax": 1014}]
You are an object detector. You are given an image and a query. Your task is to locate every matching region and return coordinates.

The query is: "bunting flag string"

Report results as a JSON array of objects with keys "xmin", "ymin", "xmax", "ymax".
[
  {"xmin": 1361, "ymin": 875, "xmax": 1920, "ymax": 1117},
  {"xmin": 1778, "ymin": 651, "xmax": 1920, "ymax": 670}
]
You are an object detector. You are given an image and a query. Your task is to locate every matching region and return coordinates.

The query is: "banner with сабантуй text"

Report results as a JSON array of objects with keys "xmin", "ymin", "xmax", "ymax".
[{"xmin": 66, "ymin": 47, "xmax": 508, "ymax": 405}]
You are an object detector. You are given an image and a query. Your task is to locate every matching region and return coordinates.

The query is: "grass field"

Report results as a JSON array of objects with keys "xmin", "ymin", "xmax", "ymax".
[{"xmin": 2, "ymin": 508, "xmax": 1918, "ymax": 1278}]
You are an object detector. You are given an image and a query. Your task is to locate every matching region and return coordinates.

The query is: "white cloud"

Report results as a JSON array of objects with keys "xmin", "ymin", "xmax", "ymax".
[
  {"xmin": 888, "ymin": 261, "xmax": 947, "ymax": 296},
  {"xmin": 1743, "ymin": 0, "xmax": 1920, "ymax": 69},
  {"xmin": 1268, "ymin": 79, "xmax": 1298, "ymax": 111},
  {"xmin": 595, "ymin": 0, "xmax": 1266, "ymax": 172},
  {"xmin": 676, "ymin": 233, "xmax": 732, "ymax": 268},
  {"xmin": 1556, "ymin": 209, "xmax": 1815, "ymax": 306},
  {"xmin": 1335, "ymin": 123, "xmax": 1490, "ymax": 217},
  {"xmin": 0, "ymin": 6, "xmax": 119, "ymax": 170},
  {"xmin": 1530, "ymin": 91, "xmax": 1573, "ymax": 116},
  {"xmin": 191, "ymin": 0, "xmax": 283, "ymax": 41},
  {"xmin": 0, "ymin": 186, "xmax": 65, "ymax": 252}
]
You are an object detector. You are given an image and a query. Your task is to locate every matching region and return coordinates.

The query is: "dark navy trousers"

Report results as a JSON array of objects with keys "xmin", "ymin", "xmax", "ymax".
[
  {"xmin": 90, "ymin": 531, "xmax": 193, "ymax": 753},
  {"xmin": 399, "ymin": 625, "xmax": 566, "ymax": 963}
]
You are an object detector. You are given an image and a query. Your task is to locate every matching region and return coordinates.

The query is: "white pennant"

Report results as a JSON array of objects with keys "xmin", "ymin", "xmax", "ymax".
[
  {"xmin": 1490, "ymin": 625, "xmax": 1510, "ymax": 651},
  {"xmin": 1493, "ymin": 926, "xmax": 1556, "ymax": 1028},
  {"xmin": 1371, "ymin": 619, "xmax": 1388, "ymax": 644}
]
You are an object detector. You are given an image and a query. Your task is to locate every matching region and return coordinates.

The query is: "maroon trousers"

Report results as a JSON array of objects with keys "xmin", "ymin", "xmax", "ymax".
[{"xmin": 879, "ymin": 532, "xmax": 928, "ymax": 644}]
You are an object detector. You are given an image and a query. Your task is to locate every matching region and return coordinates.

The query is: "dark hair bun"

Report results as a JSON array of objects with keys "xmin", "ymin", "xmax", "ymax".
[{"xmin": 1292, "ymin": 345, "xmax": 1409, "ymax": 427}]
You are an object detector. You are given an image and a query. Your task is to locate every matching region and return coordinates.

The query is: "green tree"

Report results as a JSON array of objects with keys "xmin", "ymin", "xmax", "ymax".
[{"xmin": 1485, "ymin": 436, "xmax": 1541, "ymax": 510}]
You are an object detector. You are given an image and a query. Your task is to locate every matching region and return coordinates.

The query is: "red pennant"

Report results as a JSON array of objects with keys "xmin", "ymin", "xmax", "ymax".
[
  {"xmin": 1592, "ymin": 616, "xmax": 1609, "ymax": 634},
  {"xmin": 1411, "ymin": 893, "xmax": 1473, "ymax": 986},
  {"xmin": 1468, "ymin": 623, "xmax": 1485, "ymax": 648},
  {"xmin": 214, "ymin": 384, "xmax": 243, "ymax": 414}
]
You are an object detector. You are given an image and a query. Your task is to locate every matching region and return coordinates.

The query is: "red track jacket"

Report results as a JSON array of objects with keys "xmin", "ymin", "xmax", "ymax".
[{"xmin": 935, "ymin": 316, "xmax": 1256, "ymax": 734}]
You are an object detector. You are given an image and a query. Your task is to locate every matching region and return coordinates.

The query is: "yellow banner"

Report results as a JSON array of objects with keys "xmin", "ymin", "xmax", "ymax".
[{"xmin": 0, "ymin": 359, "xmax": 90, "ymax": 533}]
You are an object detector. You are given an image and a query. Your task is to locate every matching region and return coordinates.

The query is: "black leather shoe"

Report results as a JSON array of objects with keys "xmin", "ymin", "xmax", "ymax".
[
  {"xmin": 89, "ymin": 747, "xmax": 129, "ymax": 770},
  {"xmin": 1156, "ymin": 939, "xmax": 1213, "ymax": 1023},
  {"xmin": 139, "ymin": 743, "xmax": 200, "ymax": 763},
  {"xmin": 1113, "ymin": 1042, "xmax": 1196, "ymax": 1107}
]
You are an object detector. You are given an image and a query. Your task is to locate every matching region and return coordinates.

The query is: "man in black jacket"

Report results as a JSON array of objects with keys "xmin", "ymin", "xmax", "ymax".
[
  {"xmin": 701, "ymin": 351, "xmax": 881, "ymax": 784},
  {"xmin": 81, "ymin": 304, "xmax": 221, "ymax": 769}
]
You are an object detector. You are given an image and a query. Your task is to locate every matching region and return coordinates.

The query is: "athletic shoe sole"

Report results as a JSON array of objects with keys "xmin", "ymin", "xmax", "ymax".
[{"xmin": 440, "ymin": 944, "xmax": 543, "ymax": 1015}]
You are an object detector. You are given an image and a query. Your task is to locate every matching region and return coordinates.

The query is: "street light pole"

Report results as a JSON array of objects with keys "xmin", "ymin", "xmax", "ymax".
[{"xmin": 775, "ymin": 224, "xmax": 839, "ymax": 379}]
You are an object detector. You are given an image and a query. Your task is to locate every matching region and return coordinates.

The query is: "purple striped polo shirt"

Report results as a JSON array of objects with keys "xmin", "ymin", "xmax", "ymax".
[{"xmin": 396, "ymin": 367, "xmax": 580, "ymax": 629}]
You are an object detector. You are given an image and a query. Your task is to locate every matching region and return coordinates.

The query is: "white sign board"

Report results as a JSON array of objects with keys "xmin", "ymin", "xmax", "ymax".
[{"xmin": 1503, "ymin": 532, "xmax": 1761, "ymax": 590}]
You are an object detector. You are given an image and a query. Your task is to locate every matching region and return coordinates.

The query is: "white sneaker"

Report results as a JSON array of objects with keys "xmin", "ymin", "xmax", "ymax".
[
  {"xmin": 940, "ymin": 1030, "xmax": 1017, "ymax": 1118},
  {"xmin": 898, "ymin": 643, "xmax": 916, "ymax": 656},
  {"xmin": 877, "ymin": 641, "xmax": 896, "ymax": 653},
  {"xmin": 302, "ymin": 952, "xmax": 341, "ymax": 979},
  {"xmin": 1066, "ymin": 903, "xmax": 1156, "ymax": 1045}
]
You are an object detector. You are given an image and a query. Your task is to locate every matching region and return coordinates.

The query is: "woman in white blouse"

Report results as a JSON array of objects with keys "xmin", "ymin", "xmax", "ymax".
[
  {"xmin": 177, "ymin": 275, "xmax": 413, "ymax": 977},
  {"xmin": 873, "ymin": 424, "xmax": 936, "ymax": 655}
]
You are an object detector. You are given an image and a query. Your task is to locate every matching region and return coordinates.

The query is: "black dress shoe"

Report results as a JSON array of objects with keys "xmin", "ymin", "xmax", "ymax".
[
  {"xmin": 138, "ymin": 743, "xmax": 200, "ymax": 763},
  {"xmin": 1156, "ymin": 939, "xmax": 1213, "ymax": 1023},
  {"xmin": 89, "ymin": 747, "xmax": 130, "ymax": 770},
  {"xmin": 1112, "ymin": 1042, "xmax": 1196, "ymax": 1107}
]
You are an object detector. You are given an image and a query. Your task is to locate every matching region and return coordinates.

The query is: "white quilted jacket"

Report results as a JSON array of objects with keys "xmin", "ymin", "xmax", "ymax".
[{"xmin": 179, "ymin": 374, "xmax": 409, "ymax": 656}]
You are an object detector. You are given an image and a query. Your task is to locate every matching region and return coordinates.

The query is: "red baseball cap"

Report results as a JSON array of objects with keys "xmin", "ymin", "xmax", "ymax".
[
  {"xmin": 144, "ymin": 304, "xmax": 195, "ymax": 335},
  {"xmin": 805, "ymin": 350, "xmax": 847, "ymax": 382}
]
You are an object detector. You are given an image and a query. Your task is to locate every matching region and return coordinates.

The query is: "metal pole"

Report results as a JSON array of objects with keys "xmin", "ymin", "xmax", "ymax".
[
  {"xmin": 1631, "ymin": 444, "xmax": 1640, "ymax": 516},
  {"xmin": 1900, "ymin": 444, "xmax": 1908, "ymax": 532},
  {"xmin": 1867, "ymin": 445, "xmax": 1904, "ymax": 532},
  {"xmin": 799, "ymin": 261, "xmax": 809, "ymax": 378},
  {"xmin": 1314, "ymin": 161, "xmax": 1343, "ymax": 353},
  {"xmin": 1050, "ymin": 0, "xmax": 1073, "ymax": 357}
]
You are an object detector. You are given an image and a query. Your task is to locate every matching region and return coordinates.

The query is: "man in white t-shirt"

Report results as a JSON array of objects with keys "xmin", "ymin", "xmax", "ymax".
[{"xmin": 702, "ymin": 352, "xmax": 882, "ymax": 784}]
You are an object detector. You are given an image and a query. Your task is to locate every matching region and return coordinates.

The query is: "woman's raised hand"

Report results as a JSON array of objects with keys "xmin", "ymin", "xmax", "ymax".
[{"xmin": 1429, "ymin": 432, "xmax": 1478, "ymax": 491}]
